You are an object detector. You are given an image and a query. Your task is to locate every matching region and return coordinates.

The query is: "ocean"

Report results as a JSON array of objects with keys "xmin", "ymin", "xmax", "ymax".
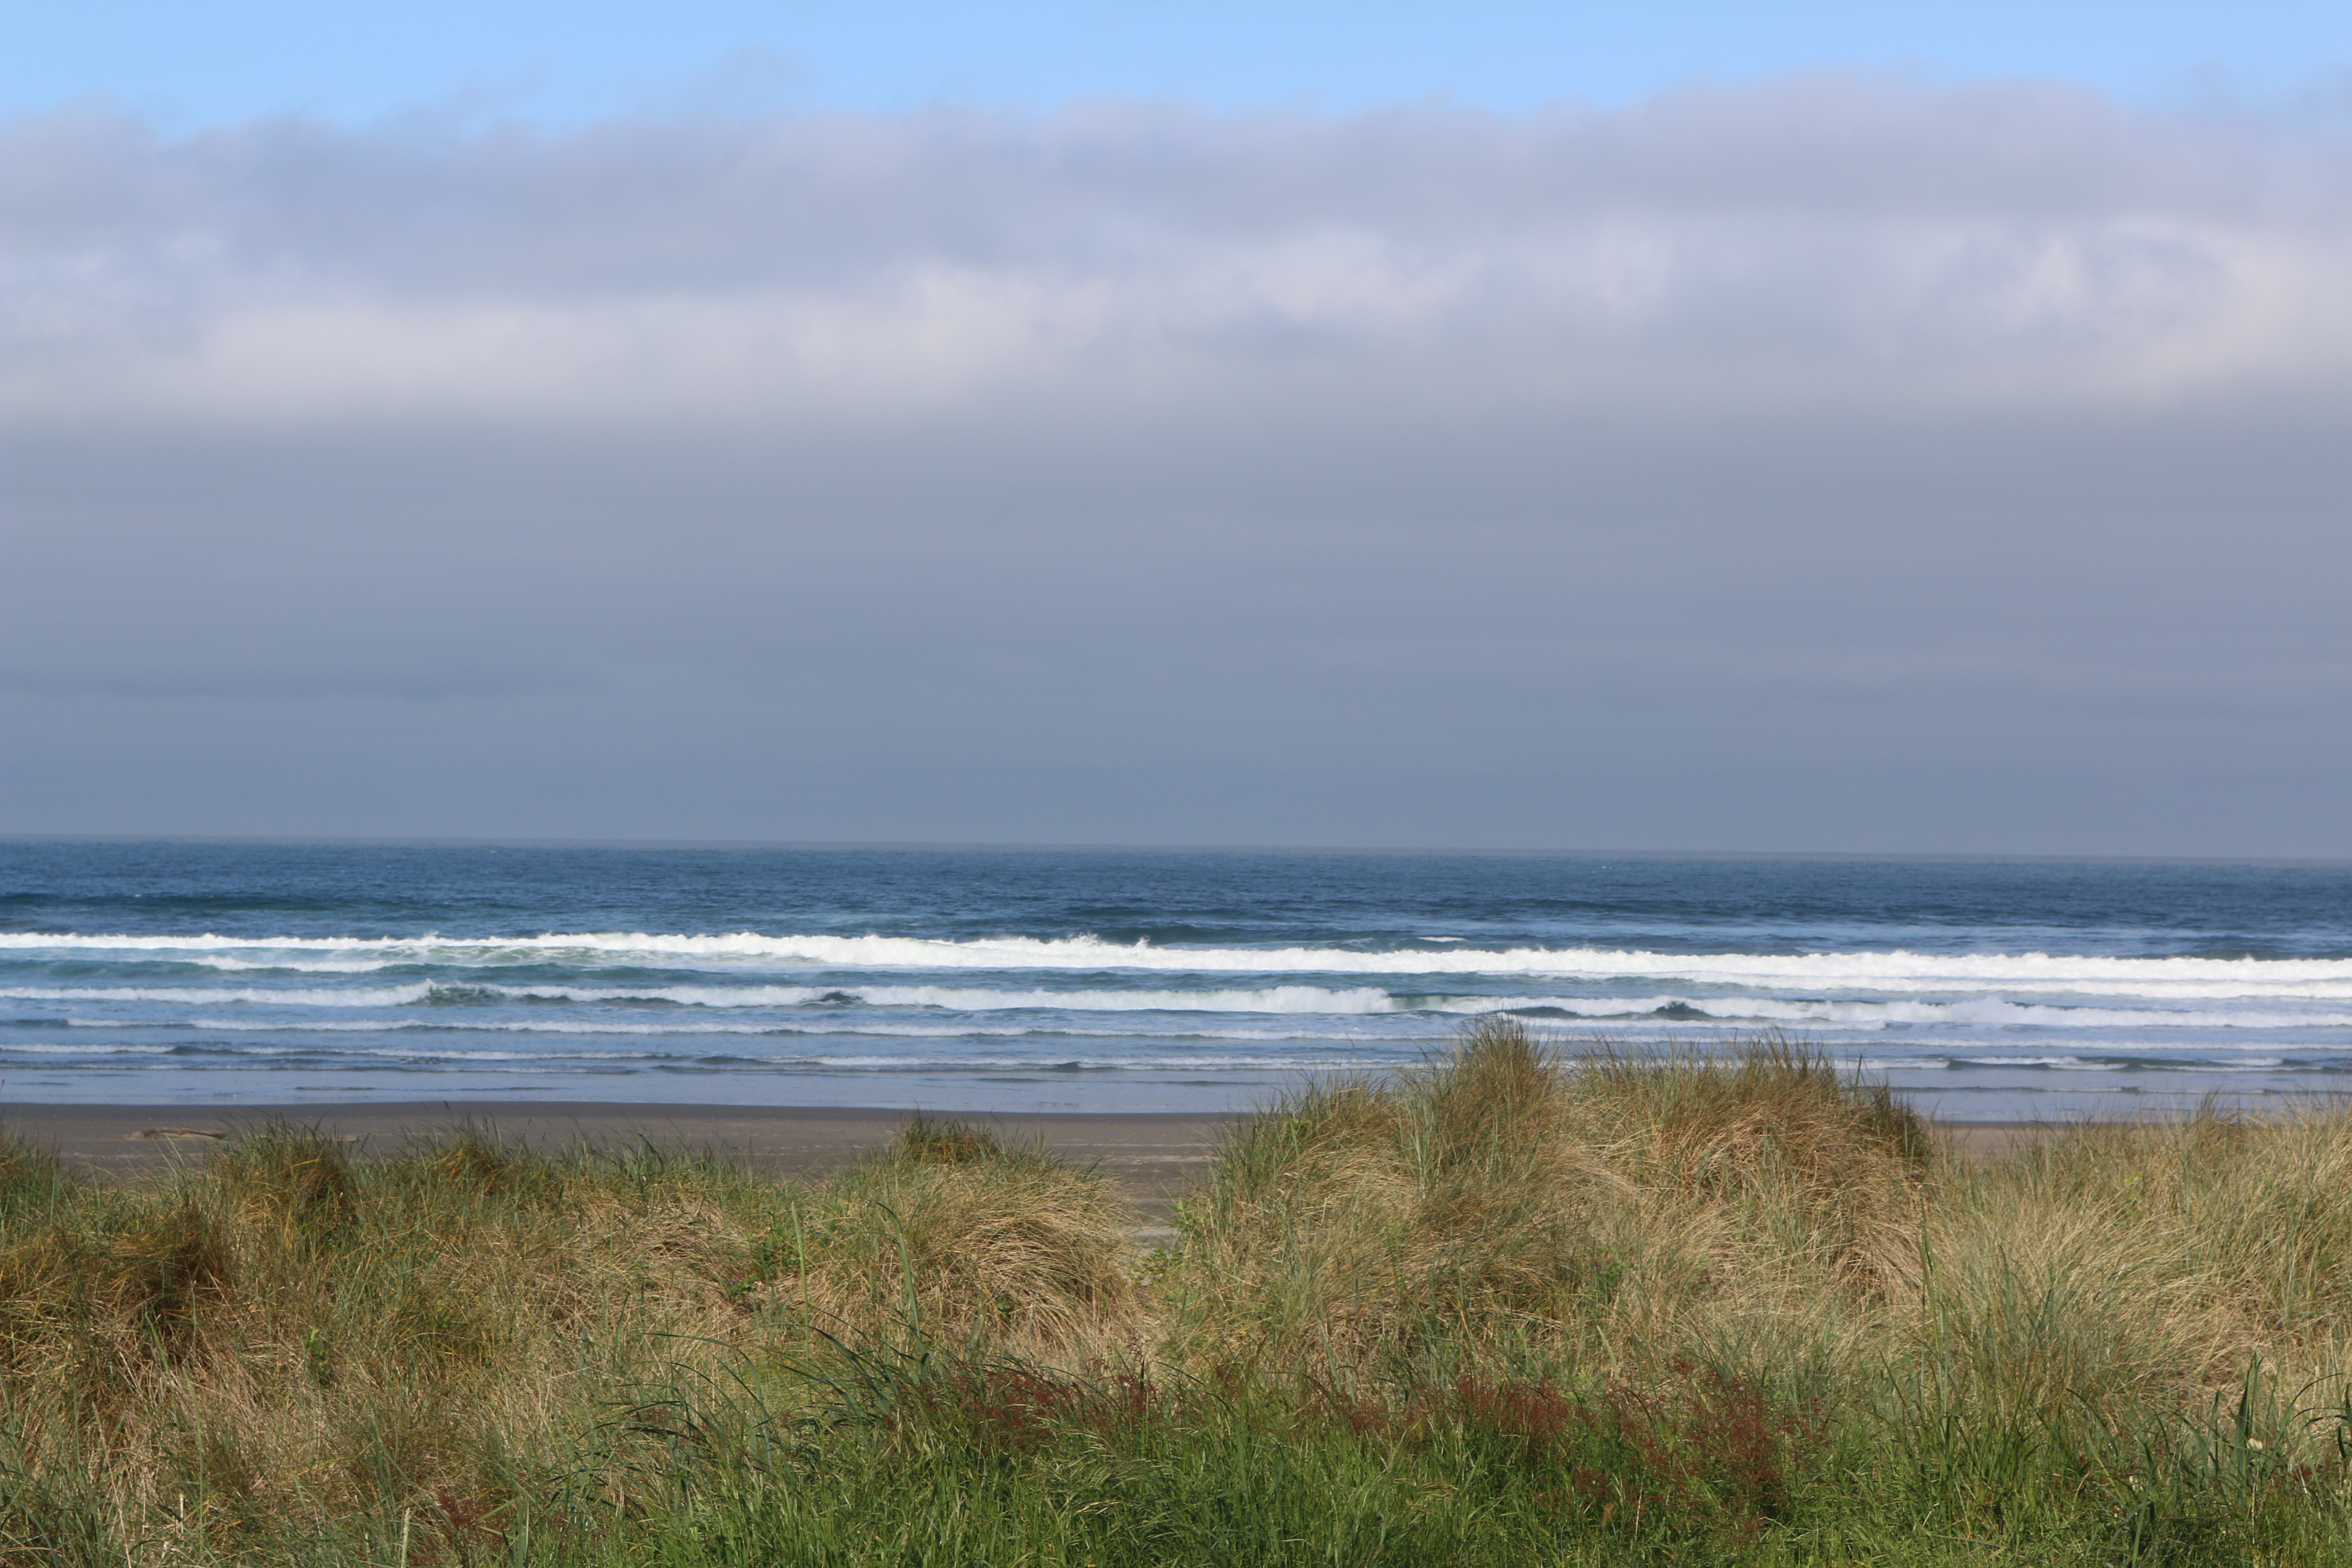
[{"xmin": 2, "ymin": 840, "xmax": 2347, "ymax": 1119}]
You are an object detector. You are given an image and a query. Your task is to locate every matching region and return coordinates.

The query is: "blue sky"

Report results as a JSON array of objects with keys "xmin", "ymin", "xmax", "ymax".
[{"xmin": 9, "ymin": 1, "xmax": 2350, "ymax": 126}]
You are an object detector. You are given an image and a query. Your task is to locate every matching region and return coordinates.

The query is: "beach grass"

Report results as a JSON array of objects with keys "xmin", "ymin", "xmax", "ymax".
[{"xmin": 3, "ymin": 1023, "xmax": 2349, "ymax": 1564}]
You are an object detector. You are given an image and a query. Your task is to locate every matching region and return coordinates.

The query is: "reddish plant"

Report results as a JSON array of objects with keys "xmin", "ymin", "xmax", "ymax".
[{"xmin": 903, "ymin": 1363, "xmax": 1158, "ymax": 1455}]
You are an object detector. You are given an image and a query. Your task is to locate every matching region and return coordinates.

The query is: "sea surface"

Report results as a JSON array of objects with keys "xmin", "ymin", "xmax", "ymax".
[{"xmin": 2, "ymin": 841, "xmax": 2347, "ymax": 1119}]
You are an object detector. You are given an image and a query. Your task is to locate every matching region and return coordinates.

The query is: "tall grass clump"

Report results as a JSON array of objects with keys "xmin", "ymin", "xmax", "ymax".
[
  {"xmin": 734, "ymin": 1114, "xmax": 1142, "ymax": 1356},
  {"xmin": 1158, "ymin": 1020, "xmax": 1928, "ymax": 1383},
  {"xmin": 0, "ymin": 1114, "xmax": 1149, "ymax": 1565},
  {"xmin": 1916, "ymin": 1104, "xmax": 2352, "ymax": 1430},
  {"xmin": 1140, "ymin": 1023, "xmax": 2352, "ymax": 1560}
]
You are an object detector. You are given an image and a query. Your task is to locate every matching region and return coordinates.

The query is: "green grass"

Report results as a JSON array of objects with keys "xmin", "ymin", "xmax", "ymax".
[{"xmin": 3, "ymin": 1025, "xmax": 2349, "ymax": 1564}]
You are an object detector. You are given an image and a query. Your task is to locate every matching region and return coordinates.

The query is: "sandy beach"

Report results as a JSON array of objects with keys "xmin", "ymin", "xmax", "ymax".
[
  {"xmin": 0, "ymin": 1100, "xmax": 1241, "ymax": 1225},
  {"xmin": 1, "ymin": 1099, "xmax": 2049, "ymax": 1223}
]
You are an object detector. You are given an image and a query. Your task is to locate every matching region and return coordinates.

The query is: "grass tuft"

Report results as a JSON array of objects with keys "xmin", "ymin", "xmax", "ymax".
[
  {"xmin": 893, "ymin": 1113, "xmax": 1009, "ymax": 1166},
  {"xmin": 1159, "ymin": 1021, "xmax": 1931, "ymax": 1375},
  {"xmin": 751, "ymin": 1116, "xmax": 1141, "ymax": 1355},
  {"xmin": 0, "ymin": 1137, "xmax": 72, "ymax": 1223}
]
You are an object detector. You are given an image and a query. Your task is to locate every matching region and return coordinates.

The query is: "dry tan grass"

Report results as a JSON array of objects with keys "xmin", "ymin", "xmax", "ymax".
[
  {"xmin": 758, "ymin": 1117, "xmax": 1145, "ymax": 1357},
  {"xmin": 1155, "ymin": 1022, "xmax": 1932, "ymax": 1379},
  {"xmin": 6, "ymin": 1038, "xmax": 2350, "ymax": 1562},
  {"xmin": 1912, "ymin": 1107, "xmax": 2352, "ymax": 1426},
  {"xmin": 0, "ymin": 1118, "xmax": 1146, "ymax": 1563},
  {"xmin": 0, "ymin": 1127, "xmax": 773, "ymax": 1559},
  {"xmin": 1154, "ymin": 1020, "xmax": 2352, "ymax": 1444}
]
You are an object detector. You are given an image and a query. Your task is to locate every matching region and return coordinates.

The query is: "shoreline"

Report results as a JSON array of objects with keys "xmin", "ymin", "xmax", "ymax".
[
  {"xmin": 6, "ymin": 1098, "xmax": 2060, "ymax": 1190},
  {"xmin": 0, "ymin": 1100, "xmax": 1243, "ymax": 1221}
]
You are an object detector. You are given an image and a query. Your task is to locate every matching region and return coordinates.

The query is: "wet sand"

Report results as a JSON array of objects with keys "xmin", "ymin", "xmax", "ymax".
[
  {"xmin": 2, "ymin": 1101, "xmax": 2053, "ymax": 1225},
  {"xmin": 0, "ymin": 1101, "xmax": 1239, "ymax": 1227}
]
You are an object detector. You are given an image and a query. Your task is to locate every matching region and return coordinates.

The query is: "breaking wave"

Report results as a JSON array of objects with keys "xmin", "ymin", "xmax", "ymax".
[{"xmin": 6, "ymin": 931, "xmax": 2349, "ymax": 999}]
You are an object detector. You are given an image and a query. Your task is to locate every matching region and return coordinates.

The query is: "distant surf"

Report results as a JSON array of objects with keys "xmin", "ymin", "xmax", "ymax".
[{"xmin": 5, "ymin": 841, "xmax": 2346, "ymax": 1116}]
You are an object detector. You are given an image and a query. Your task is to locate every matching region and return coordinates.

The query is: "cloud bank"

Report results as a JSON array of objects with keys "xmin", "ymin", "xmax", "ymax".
[{"xmin": 5, "ymin": 80, "xmax": 2348, "ymax": 852}]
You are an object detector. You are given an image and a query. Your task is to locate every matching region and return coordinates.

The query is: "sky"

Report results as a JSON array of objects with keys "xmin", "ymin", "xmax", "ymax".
[
  {"xmin": 9, "ymin": 2, "xmax": 2352, "ymax": 122},
  {"xmin": 4, "ymin": 5, "xmax": 2349, "ymax": 856}
]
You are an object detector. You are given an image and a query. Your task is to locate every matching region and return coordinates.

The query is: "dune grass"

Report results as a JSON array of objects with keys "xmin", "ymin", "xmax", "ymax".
[{"xmin": 3, "ymin": 1023, "xmax": 2349, "ymax": 1564}]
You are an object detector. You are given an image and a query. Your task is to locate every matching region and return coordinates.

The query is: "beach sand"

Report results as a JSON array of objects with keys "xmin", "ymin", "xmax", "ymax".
[
  {"xmin": 0, "ymin": 1101, "xmax": 2048, "ymax": 1228},
  {"xmin": 0, "ymin": 1101, "xmax": 1240, "ymax": 1228}
]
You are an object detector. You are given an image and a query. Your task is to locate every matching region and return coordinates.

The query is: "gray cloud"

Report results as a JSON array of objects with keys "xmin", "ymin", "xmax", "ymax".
[{"xmin": 3, "ymin": 81, "xmax": 2347, "ymax": 853}]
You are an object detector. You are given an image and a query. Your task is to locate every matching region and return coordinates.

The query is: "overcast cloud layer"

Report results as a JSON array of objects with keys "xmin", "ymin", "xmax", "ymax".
[{"xmin": 5, "ymin": 80, "xmax": 2348, "ymax": 854}]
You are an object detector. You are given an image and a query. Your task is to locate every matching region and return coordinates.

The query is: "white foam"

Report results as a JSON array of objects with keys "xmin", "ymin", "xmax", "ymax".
[
  {"xmin": 1916, "ymin": 1001, "xmax": 2352, "ymax": 1029},
  {"xmin": 162, "ymin": 1017, "xmax": 1393, "ymax": 1042},
  {"xmin": 478, "ymin": 983, "xmax": 829, "ymax": 1007},
  {"xmin": 6, "ymin": 930, "xmax": 2348, "ymax": 999},
  {"xmin": 484, "ymin": 982, "xmax": 1403, "ymax": 1013},
  {"xmin": 15, "ymin": 974, "xmax": 2349, "ymax": 1030},
  {"xmin": 1957, "ymin": 1055, "xmax": 2112, "ymax": 1069},
  {"xmin": 3, "ymin": 983, "xmax": 435, "ymax": 1007},
  {"xmin": 233, "ymin": 1044, "xmax": 674, "ymax": 1062},
  {"xmin": 181, "ymin": 1017, "xmax": 1031, "ymax": 1038},
  {"xmin": 375, "ymin": 982, "xmax": 1809, "ymax": 1018},
  {"xmin": 193, "ymin": 957, "xmax": 399, "ymax": 974},
  {"xmin": 1616, "ymin": 996, "xmax": 2352, "ymax": 1030}
]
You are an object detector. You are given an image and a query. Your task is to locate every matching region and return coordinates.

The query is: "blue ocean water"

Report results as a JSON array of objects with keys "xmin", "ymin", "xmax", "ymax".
[{"xmin": 2, "ymin": 841, "xmax": 2347, "ymax": 1118}]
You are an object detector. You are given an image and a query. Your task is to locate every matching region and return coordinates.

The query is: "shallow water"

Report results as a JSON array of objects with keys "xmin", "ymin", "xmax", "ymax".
[{"xmin": 3, "ymin": 841, "xmax": 2346, "ymax": 1118}]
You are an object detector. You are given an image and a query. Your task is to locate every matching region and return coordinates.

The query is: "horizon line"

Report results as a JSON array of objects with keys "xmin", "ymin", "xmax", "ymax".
[{"xmin": 4, "ymin": 833, "xmax": 2345, "ymax": 868}]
